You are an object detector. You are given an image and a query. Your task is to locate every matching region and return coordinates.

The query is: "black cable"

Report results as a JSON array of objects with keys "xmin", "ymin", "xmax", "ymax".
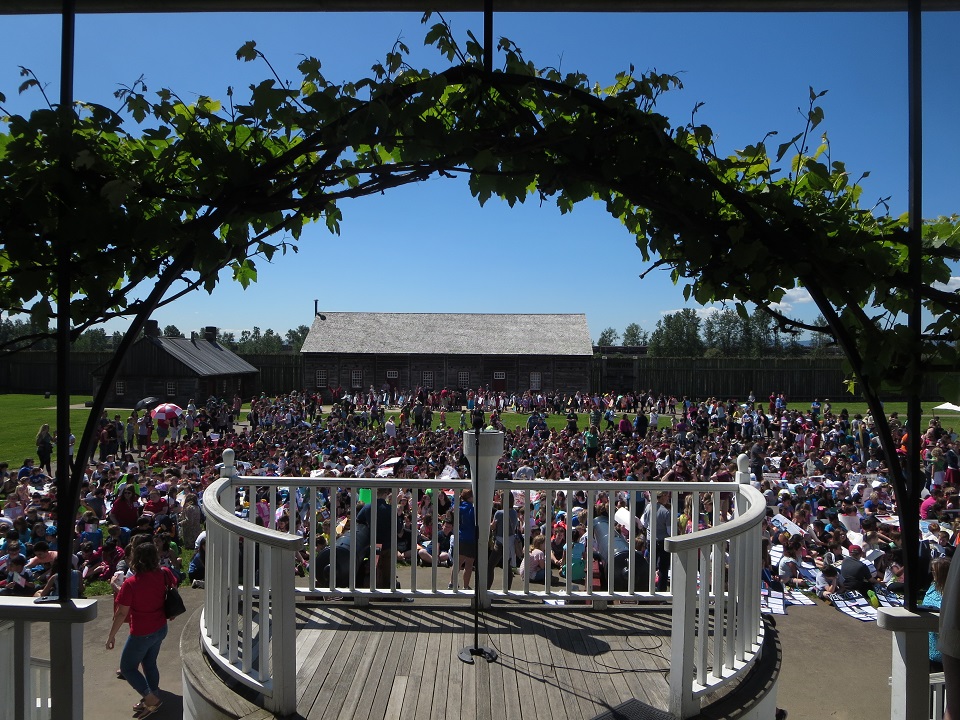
[{"xmin": 478, "ymin": 610, "xmax": 669, "ymax": 675}]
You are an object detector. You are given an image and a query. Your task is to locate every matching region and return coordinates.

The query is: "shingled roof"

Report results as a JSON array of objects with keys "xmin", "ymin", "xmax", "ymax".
[
  {"xmin": 147, "ymin": 336, "xmax": 258, "ymax": 376},
  {"xmin": 301, "ymin": 313, "xmax": 593, "ymax": 356}
]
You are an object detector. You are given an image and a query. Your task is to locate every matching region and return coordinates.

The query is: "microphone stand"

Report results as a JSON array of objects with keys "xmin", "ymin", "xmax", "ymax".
[{"xmin": 459, "ymin": 408, "xmax": 497, "ymax": 664}]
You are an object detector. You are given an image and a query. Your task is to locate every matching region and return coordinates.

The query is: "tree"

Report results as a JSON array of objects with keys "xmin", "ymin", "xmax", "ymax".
[
  {"xmin": 260, "ymin": 328, "xmax": 284, "ymax": 353},
  {"xmin": 72, "ymin": 328, "xmax": 110, "ymax": 351},
  {"xmin": 285, "ymin": 324, "xmax": 310, "ymax": 352},
  {"xmin": 3, "ymin": 13, "xmax": 956, "ymax": 610},
  {"xmin": 702, "ymin": 309, "xmax": 742, "ymax": 357},
  {"xmin": 217, "ymin": 329, "xmax": 237, "ymax": 348},
  {"xmin": 742, "ymin": 309, "xmax": 780, "ymax": 358},
  {"xmin": 0, "ymin": 316, "xmax": 54, "ymax": 351},
  {"xmin": 162, "ymin": 324, "xmax": 184, "ymax": 338},
  {"xmin": 648, "ymin": 309, "xmax": 706, "ymax": 357},
  {"xmin": 621, "ymin": 323, "xmax": 649, "ymax": 346},
  {"xmin": 807, "ymin": 314, "xmax": 835, "ymax": 358},
  {"xmin": 596, "ymin": 327, "xmax": 620, "ymax": 346}
]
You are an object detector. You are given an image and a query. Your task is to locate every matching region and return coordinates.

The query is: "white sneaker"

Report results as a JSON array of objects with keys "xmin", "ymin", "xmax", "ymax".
[{"xmin": 192, "ymin": 580, "xmax": 205, "ymax": 589}]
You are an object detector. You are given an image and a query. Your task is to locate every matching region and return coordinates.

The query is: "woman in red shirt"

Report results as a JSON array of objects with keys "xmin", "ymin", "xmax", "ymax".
[
  {"xmin": 109, "ymin": 485, "xmax": 141, "ymax": 529},
  {"xmin": 105, "ymin": 541, "xmax": 177, "ymax": 718}
]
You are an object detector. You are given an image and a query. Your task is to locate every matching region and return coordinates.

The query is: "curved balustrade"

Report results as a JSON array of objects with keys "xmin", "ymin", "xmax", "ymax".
[{"xmin": 201, "ymin": 449, "xmax": 766, "ymax": 718}]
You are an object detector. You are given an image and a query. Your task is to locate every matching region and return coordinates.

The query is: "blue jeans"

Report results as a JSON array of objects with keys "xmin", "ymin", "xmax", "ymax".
[{"xmin": 120, "ymin": 624, "xmax": 168, "ymax": 697}]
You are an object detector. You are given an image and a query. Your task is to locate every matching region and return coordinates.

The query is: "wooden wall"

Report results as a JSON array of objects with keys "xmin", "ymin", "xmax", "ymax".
[
  {"xmin": 595, "ymin": 355, "xmax": 945, "ymax": 401},
  {"xmin": 301, "ymin": 353, "xmax": 594, "ymax": 400},
  {"xmin": 0, "ymin": 350, "xmax": 947, "ymax": 401}
]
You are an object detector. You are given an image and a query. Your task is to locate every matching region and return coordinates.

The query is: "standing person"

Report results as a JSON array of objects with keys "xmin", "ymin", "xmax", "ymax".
[
  {"xmin": 105, "ymin": 542, "xmax": 177, "ymax": 718},
  {"xmin": 584, "ymin": 425, "xmax": 600, "ymax": 462},
  {"xmin": 488, "ymin": 497, "xmax": 519, "ymax": 590},
  {"xmin": 35, "ymin": 424, "xmax": 53, "ymax": 476},
  {"xmin": 642, "ymin": 491, "xmax": 672, "ymax": 592},
  {"xmin": 450, "ymin": 488, "xmax": 477, "ymax": 590},
  {"xmin": 356, "ymin": 487, "xmax": 394, "ymax": 589},
  {"xmin": 941, "ymin": 553, "xmax": 960, "ymax": 720},
  {"xmin": 179, "ymin": 494, "xmax": 203, "ymax": 551},
  {"xmin": 927, "ymin": 557, "xmax": 951, "ymax": 668},
  {"xmin": 137, "ymin": 415, "xmax": 149, "ymax": 452},
  {"xmin": 126, "ymin": 415, "xmax": 137, "ymax": 456}
]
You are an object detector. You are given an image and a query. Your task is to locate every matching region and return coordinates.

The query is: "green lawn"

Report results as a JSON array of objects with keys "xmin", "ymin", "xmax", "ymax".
[
  {"xmin": 418, "ymin": 401, "xmax": 946, "ymax": 433},
  {"xmin": 0, "ymin": 394, "xmax": 129, "ymax": 471}
]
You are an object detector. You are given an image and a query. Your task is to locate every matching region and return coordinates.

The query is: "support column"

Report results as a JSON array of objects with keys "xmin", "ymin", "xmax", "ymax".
[
  {"xmin": 13, "ymin": 620, "xmax": 31, "ymax": 720},
  {"xmin": 49, "ymin": 618, "xmax": 84, "ymax": 720},
  {"xmin": 878, "ymin": 607, "xmax": 938, "ymax": 720}
]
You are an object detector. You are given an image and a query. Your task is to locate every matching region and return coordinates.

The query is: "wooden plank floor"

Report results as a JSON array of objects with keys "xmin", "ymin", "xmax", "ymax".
[{"xmin": 294, "ymin": 603, "xmax": 673, "ymax": 720}]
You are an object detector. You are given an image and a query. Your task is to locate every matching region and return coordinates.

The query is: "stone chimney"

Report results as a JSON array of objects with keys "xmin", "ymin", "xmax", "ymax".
[
  {"xmin": 144, "ymin": 320, "xmax": 160, "ymax": 337},
  {"xmin": 203, "ymin": 326, "xmax": 218, "ymax": 342}
]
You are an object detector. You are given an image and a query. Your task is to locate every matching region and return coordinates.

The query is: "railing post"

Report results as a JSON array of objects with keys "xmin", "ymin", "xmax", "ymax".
[
  {"xmin": 877, "ymin": 607, "xmax": 939, "ymax": 720},
  {"xmin": 214, "ymin": 449, "xmax": 239, "ymax": 649},
  {"xmin": 669, "ymin": 547, "xmax": 699, "ymax": 719},
  {"xmin": 13, "ymin": 620, "xmax": 30, "ymax": 720},
  {"xmin": 0, "ymin": 601, "xmax": 96, "ymax": 720},
  {"xmin": 268, "ymin": 544, "xmax": 297, "ymax": 716},
  {"xmin": 49, "ymin": 612, "xmax": 85, "ymax": 720}
]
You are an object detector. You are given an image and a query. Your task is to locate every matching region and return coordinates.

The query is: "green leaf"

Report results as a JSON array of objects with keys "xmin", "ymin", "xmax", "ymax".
[
  {"xmin": 776, "ymin": 133, "xmax": 803, "ymax": 162},
  {"xmin": 236, "ymin": 41, "xmax": 258, "ymax": 62}
]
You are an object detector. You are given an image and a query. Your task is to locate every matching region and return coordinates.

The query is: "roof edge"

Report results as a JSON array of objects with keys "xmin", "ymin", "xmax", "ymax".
[{"xmin": 3, "ymin": 1, "xmax": 939, "ymax": 13}]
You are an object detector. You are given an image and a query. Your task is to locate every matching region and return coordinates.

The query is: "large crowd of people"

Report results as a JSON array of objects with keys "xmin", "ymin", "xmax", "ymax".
[{"xmin": 1, "ymin": 387, "xmax": 959, "ymax": 709}]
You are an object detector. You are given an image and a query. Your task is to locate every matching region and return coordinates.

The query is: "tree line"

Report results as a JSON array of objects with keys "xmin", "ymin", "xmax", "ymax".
[
  {"xmin": 0, "ymin": 317, "xmax": 311, "ymax": 354},
  {"xmin": 595, "ymin": 308, "xmax": 839, "ymax": 358}
]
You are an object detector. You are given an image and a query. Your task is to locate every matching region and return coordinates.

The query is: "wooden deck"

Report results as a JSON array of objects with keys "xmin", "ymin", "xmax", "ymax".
[{"xmin": 292, "ymin": 602, "xmax": 673, "ymax": 720}]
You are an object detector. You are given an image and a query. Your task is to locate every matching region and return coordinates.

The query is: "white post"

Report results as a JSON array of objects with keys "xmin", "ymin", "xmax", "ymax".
[
  {"xmin": 268, "ymin": 544, "xmax": 297, "ymax": 716},
  {"xmin": 217, "ymin": 449, "xmax": 238, "ymax": 644},
  {"xmin": 877, "ymin": 607, "xmax": 939, "ymax": 720},
  {"xmin": 736, "ymin": 452, "xmax": 751, "ymax": 485},
  {"xmin": 463, "ymin": 429, "xmax": 504, "ymax": 609},
  {"xmin": 669, "ymin": 547, "xmax": 699, "ymax": 719}
]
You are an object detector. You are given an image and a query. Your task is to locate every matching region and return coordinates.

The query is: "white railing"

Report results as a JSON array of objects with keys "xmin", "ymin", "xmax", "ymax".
[
  {"xmin": 200, "ymin": 457, "xmax": 301, "ymax": 716},
  {"xmin": 202, "ymin": 449, "xmax": 766, "ymax": 718},
  {"xmin": 0, "ymin": 621, "xmax": 50, "ymax": 720},
  {"xmin": 0, "ymin": 599, "xmax": 98, "ymax": 720},
  {"xmin": 665, "ymin": 479, "xmax": 767, "ymax": 717},
  {"xmin": 929, "ymin": 672, "xmax": 945, "ymax": 720}
]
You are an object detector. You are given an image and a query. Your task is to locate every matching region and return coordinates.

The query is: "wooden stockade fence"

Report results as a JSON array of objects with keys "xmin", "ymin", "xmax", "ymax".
[{"xmin": 0, "ymin": 350, "xmax": 945, "ymax": 401}]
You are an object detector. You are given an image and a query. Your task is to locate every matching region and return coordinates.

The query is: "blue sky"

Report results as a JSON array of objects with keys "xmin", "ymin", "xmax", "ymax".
[{"xmin": 2, "ymin": 10, "xmax": 958, "ymax": 342}]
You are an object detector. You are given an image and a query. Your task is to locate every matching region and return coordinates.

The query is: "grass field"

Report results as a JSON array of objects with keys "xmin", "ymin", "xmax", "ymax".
[
  {"xmin": 0, "ymin": 394, "xmax": 132, "ymax": 471},
  {"xmin": 5, "ymin": 392, "xmax": 960, "ymax": 472}
]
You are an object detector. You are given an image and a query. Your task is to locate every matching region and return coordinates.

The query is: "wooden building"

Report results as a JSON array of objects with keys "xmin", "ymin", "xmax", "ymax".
[
  {"xmin": 92, "ymin": 321, "xmax": 259, "ymax": 408},
  {"xmin": 300, "ymin": 312, "xmax": 593, "ymax": 399}
]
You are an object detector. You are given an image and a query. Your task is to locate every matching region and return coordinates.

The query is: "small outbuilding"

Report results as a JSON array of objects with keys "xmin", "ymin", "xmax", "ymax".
[
  {"xmin": 92, "ymin": 321, "xmax": 259, "ymax": 408},
  {"xmin": 300, "ymin": 312, "xmax": 593, "ymax": 399}
]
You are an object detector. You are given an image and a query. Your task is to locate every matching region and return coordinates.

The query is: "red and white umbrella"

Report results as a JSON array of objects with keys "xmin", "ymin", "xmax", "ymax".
[{"xmin": 150, "ymin": 403, "xmax": 183, "ymax": 421}]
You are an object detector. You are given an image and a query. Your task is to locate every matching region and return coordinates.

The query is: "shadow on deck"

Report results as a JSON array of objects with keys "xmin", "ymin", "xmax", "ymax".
[{"xmin": 183, "ymin": 602, "xmax": 780, "ymax": 720}]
